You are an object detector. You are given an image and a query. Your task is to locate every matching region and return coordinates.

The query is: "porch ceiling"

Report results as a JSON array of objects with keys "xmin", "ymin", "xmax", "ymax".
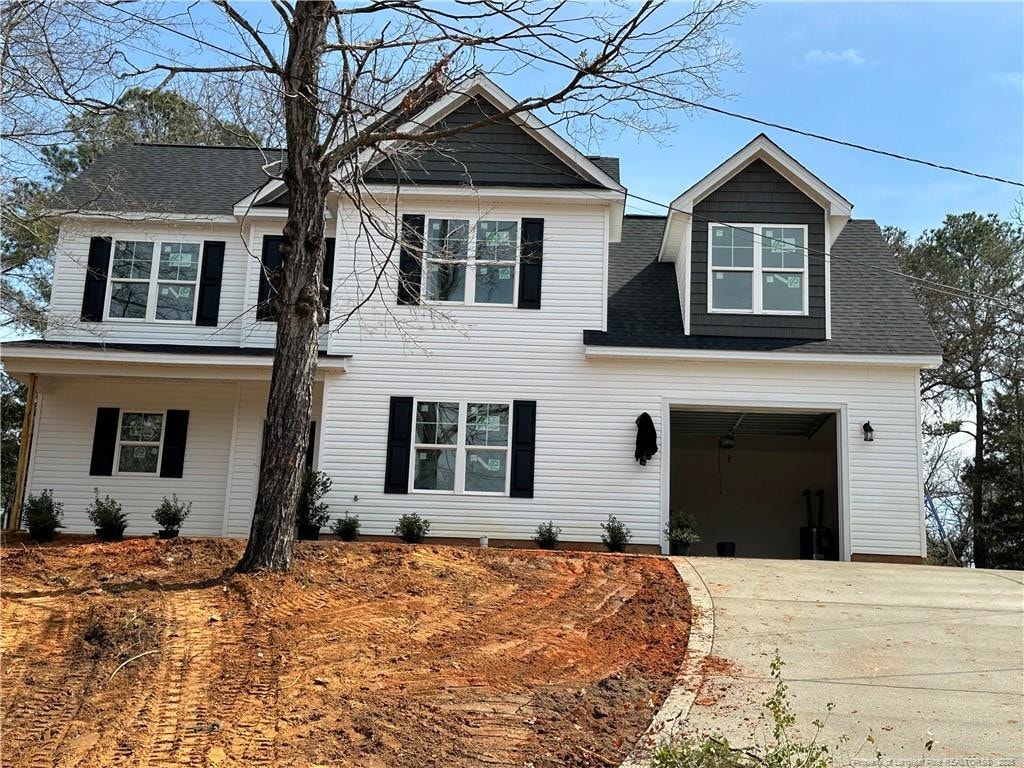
[{"xmin": 670, "ymin": 409, "xmax": 833, "ymax": 439}]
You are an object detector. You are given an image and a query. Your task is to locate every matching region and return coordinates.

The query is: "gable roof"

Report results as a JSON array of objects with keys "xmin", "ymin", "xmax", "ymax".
[
  {"xmin": 658, "ymin": 134, "xmax": 853, "ymax": 261},
  {"xmin": 586, "ymin": 216, "xmax": 941, "ymax": 358},
  {"xmin": 360, "ymin": 74, "xmax": 625, "ymax": 193},
  {"xmin": 52, "ymin": 143, "xmax": 284, "ymax": 216},
  {"xmin": 362, "ymin": 96, "xmax": 606, "ymax": 188}
]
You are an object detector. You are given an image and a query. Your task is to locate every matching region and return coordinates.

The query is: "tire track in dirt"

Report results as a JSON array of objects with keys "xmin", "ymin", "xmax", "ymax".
[
  {"xmin": 2, "ymin": 540, "xmax": 690, "ymax": 768},
  {"xmin": 1, "ymin": 597, "xmax": 100, "ymax": 768}
]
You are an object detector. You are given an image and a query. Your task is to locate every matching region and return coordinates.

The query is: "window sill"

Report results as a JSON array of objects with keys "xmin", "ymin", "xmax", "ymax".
[{"xmin": 707, "ymin": 309, "xmax": 809, "ymax": 317}]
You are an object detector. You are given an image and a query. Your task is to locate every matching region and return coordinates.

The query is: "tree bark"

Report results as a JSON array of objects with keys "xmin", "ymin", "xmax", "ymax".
[{"xmin": 237, "ymin": 1, "xmax": 332, "ymax": 573}]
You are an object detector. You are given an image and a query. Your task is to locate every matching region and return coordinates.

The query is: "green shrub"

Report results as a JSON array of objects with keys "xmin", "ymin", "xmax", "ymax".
[
  {"xmin": 87, "ymin": 490, "xmax": 127, "ymax": 542},
  {"xmin": 296, "ymin": 470, "xmax": 332, "ymax": 539},
  {"xmin": 153, "ymin": 494, "xmax": 191, "ymax": 531},
  {"xmin": 23, "ymin": 489, "xmax": 63, "ymax": 543},
  {"xmin": 600, "ymin": 514, "xmax": 632, "ymax": 552},
  {"xmin": 393, "ymin": 513, "xmax": 430, "ymax": 543},
  {"xmin": 650, "ymin": 654, "xmax": 837, "ymax": 768},
  {"xmin": 332, "ymin": 512, "xmax": 360, "ymax": 542},
  {"xmin": 666, "ymin": 509, "xmax": 701, "ymax": 544},
  {"xmin": 533, "ymin": 521, "xmax": 561, "ymax": 550}
]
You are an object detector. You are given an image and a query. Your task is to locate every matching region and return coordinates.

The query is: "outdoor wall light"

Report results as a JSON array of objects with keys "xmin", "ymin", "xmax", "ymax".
[{"xmin": 862, "ymin": 422, "xmax": 875, "ymax": 442}]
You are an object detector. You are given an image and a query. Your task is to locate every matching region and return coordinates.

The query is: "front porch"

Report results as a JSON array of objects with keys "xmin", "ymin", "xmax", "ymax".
[{"xmin": 2, "ymin": 341, "xmax": 346, "ymax": 537}]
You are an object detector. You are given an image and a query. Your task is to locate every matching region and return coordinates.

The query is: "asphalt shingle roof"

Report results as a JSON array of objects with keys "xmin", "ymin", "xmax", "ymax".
[
  {"xmin": 584, "ymin": 216, "xmax": 942, "ymax": 357},
  {"xmin": 53, "ymin": 143, "xmax": 619, "ymax": 213},
  {"xmin": 53, "ymin": 143, "xmax": 284, "ymax": 216}
]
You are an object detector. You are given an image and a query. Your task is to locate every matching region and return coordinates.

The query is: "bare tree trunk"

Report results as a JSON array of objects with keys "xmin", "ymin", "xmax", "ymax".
[
  {"xmin": 971, "ymin": 363, "xmax": 989, "ymax": 568},
  {"xmin": 237, "ymin": 1, "xmax": 332, "ymax": 573}
]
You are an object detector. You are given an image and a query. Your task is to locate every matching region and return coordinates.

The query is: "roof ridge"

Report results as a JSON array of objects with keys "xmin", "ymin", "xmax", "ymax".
[{"xmin": 130, "ymin": 142, "xmax": 286, "ymax": 152}]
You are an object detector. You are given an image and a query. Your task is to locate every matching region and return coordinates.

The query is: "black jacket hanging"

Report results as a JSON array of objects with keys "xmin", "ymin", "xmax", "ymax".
[{"xmin": 635, "ymin": 412, "xmax": 658, "ymax": 465}]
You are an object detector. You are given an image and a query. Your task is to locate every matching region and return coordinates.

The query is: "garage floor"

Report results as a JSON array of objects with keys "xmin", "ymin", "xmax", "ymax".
[{"xmin": 681, "ymin": 557, "xmax": 1024, "ymax": 761}]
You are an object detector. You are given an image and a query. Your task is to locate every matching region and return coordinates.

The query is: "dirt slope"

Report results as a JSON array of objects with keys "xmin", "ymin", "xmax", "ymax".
[{"xmin": 1, "ymin": 539, "xmax": 689, "ymax": 767}]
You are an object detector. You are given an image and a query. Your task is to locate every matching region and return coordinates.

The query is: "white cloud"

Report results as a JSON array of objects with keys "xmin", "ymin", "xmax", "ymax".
[
  {"xmin": 803, "ymin": 48, "xmax": 867, "ymax": 67},
  {"xmin": 990, "ymin": 72, "xmax": 1024, "ymax": 92}
]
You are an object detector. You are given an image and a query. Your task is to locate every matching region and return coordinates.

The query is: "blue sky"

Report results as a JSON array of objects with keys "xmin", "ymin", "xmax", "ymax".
[
  {"xmin": 183, "ymin": 2, "xmax": 1022, "ymax": 236},
  {"xmin": 602, "ymin": 2, "xmax": 1024, "ymax": 234}
]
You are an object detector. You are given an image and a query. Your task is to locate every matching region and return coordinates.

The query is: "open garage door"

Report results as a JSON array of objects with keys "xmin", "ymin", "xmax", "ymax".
[{"xmin": 669, "ymin": 408, "xmax": 841, "ymax": 560}]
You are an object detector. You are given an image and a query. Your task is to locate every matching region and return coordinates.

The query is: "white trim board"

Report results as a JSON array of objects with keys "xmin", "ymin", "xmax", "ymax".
[
  {"xmin": 2, "ymin": 346, "xmax": 349, "ymax": 379},
  {"xmin": 584, "ymin": 345, "xmax": 942, "ymax": 368}
]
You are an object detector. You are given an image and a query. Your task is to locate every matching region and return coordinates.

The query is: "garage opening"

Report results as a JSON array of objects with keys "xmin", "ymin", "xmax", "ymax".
[{"xmin": 669, "ymin": 408, "xmax": 841, "ymax": 560}]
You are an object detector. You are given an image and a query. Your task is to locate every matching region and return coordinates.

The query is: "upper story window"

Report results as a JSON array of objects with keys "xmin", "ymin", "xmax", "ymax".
[
  {"xmin": 423, "ymin": 218, "xmax": 518, "ymax": 305},
  {"xmin": 412, "ymin": 399, "xmax": 511, "ymax": 494},
  {"xmin": 107, "ymin": 240, "xmax": 201, "ymax": 322},
  {"xmin": 708, "ymin": 224, "xmax": 808, "ymax": 315}
]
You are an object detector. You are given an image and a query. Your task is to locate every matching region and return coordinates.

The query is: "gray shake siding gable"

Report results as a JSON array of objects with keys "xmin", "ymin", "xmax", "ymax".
[
  {"xmin": 363, "ymin": 97, "xmax": 602, "ymax": 188},
  {"xmin": 690, "ymin": 159, "xmax": 826, "ymax": 339}
]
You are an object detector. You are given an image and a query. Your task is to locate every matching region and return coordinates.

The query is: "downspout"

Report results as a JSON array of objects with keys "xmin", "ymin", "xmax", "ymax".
[{"xmin": 7, "ymin": 373, "xmax": 38, "ymax": 531}]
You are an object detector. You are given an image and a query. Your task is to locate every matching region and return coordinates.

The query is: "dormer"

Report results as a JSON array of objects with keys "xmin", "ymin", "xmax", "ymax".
[{"xmin": 658, "ymin": 135, "xmax": 852, "ymax": 340}]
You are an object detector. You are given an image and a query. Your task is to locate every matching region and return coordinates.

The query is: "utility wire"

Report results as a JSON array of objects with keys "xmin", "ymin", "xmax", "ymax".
[
  {"xmin": 101, "ymin": 3, "xmax": 1024, "ymax": 315},
  {"xmin": 617, "ymin": 80, "xmax": 1024, "ymax": 189},
  {"xmin": 110, "ymin": 3, "xmax": 1024, "ymax": 189}
]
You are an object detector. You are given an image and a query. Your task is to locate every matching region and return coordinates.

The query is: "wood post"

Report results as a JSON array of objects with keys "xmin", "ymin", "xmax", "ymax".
[{"xmin": 7, "ymin": 374, "xmax": 38, "ymax": 531}]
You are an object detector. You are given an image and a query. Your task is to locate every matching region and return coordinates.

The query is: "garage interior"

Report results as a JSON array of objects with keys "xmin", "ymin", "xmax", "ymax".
[{"xmin": 669, "ymin": 408, "xmax": 841, "ymax": 560}]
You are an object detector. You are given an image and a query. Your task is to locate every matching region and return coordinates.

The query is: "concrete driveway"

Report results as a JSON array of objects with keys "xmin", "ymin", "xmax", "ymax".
[{"xmin": 679, "ymin": 558, "xmax": 1024, "ymax": 763}]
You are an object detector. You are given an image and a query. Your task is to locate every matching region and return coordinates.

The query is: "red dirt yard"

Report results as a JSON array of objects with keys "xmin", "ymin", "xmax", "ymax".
[{"xmin": 1, "ymin": 539, "xmax": 689, "ymax": 767}]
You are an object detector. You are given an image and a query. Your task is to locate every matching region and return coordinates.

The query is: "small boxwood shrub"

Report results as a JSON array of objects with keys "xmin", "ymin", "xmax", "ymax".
[
  {"xmin": 600, "ymin": 514, "xmax": 632, "ymax": 553},
  {"xmin": 296, "ymin": 470, "xmax": 332, "ymax": 540},
  {"xmin": 153, "ymin": 494, "xmax": 191, "ymax": 532},
  {"xmin": 332, "ymin": 512, "xmax": 360, "ymax": 542},
  {"xmin": 23, "ymin": 489, "xmax": 63, "ymax": 543},
  {"xmin": 87, "ymin": 490, "xmax": 127, "ymax": 542},
  {"xmin": 393, "ymin": 513, "xmax": 430, "ymax": 544},
  {"xmin": 533, "ymin": 521, "xmax": 561, "ymax": 550}
]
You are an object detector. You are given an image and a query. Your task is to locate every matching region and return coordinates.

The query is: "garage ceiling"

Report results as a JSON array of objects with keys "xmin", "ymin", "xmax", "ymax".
[{"xmin": 670, "ymin": 410, "xmax": 833, "ymax": 439}]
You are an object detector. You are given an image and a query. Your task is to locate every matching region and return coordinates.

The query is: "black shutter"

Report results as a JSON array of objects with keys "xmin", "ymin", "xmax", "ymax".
[
  {"xmin": 196, "ymin": 240, "xmax": 225, "ymax": 326},
  {"xmin": 81, "ymin": 236, "xmax": 112, "ymax": 321},
  {"xmin": 159, "ymin": 410, "xmax": 190, "ymax": 478},
  {"xmin": 518, "ymin": 218, "xmax": 544, "ymax": 310},
  {"xmin": 384, "ymin": 396, "xmax": 414, "ymax": 493},
  {"xmin": 397, "ymin": 214, "xmax": 424, "ymax": 305},
  {"xmin": 510, "ymin": 400, "xmax": 537, "ymax": 498},
  {"xmin": 257, "ymin": 235, "xmax": 284, "ymax": 321},
  {"xmin": 89, "ymin": 407, "xmax": 120, "ymax": 476},
  {"xmin": 322, "ymin": 238, "xmax": 335, "ymax": 323},
  {"xmin": 306, "ymin": 421, "xmax": 317, "ymax": 469}
]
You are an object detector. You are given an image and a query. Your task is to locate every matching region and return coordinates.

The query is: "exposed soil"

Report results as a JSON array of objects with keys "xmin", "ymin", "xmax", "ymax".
[{"xmin": 1, "ymin": 538, "xmax": 690, "ymax": 767}]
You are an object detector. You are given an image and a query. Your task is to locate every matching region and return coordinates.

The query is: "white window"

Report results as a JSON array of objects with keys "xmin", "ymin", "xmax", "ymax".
[
  {"xmin": 412, "ymin": 400, "xmax": 510, "ymax": 494},
  {"xmin": 708, "ymin": 224, "xmax": 808, "ymax": 315},
  {"xmin": 422, "ymin": 218, "xmax": 518, "ymax": 305},
  {"xmin": 107, "ymin": 240, "xmax": 202, "ymax": 322},
  {"xmin": 116, "ymin": 411, "xmax": 164, "ymax": 474}
]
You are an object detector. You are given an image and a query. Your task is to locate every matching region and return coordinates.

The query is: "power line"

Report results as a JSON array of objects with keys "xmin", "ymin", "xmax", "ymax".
[
  {"xmin": 109, "ymin": 3, "xmax": 1024, "ymax": 190},
  {"xmin": 99, "ymin": 3, "xmax": 1024, "ymax": 314},
  {"xmin": 617, "ymin": 80, "xmax": 1024, "ymax": 189}
]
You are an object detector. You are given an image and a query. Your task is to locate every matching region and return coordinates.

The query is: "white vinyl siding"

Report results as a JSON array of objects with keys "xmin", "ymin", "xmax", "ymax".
[
  {"xmin": 44, "ymin": 219, "xmax": 327, "ymax": 351},
  {"xmin": 25, "ymin": 378, "xmax": 237, "ymax": 536},
  {"xmin": 320, "ymin": 198, "xmax": 925, "ymax": 558}
]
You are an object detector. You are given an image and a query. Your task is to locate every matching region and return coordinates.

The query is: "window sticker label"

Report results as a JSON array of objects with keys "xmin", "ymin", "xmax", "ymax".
[{"xmin": 499, "ymin": 267, "xmax": 511, "ymax": 279}]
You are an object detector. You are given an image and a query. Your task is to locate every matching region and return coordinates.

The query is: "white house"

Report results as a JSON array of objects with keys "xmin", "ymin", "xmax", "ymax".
[{"xmin": 3, "ymin": 76, "xmax": 941, "ymax": 561}]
